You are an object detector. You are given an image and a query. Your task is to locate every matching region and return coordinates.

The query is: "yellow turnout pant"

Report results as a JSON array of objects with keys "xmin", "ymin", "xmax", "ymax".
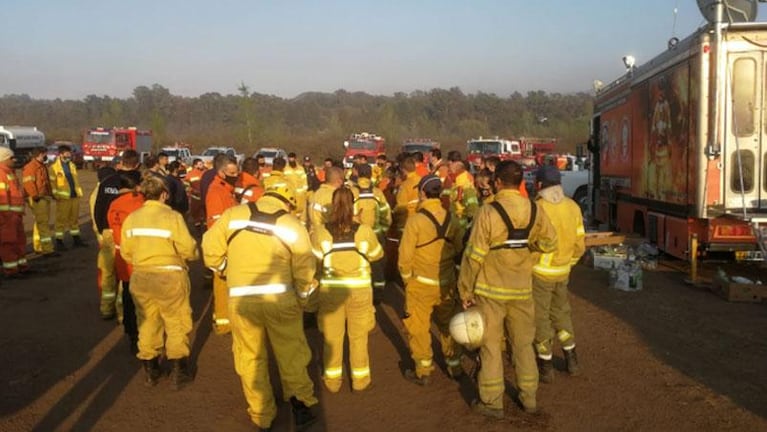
[
  {"xmin": 229, "ymin": 293, "xmax": 318, "ymax": 429},
  {"xmin": 533, "ymin": 277, "xmax": 576, "ymax": 358},
  {"xmin": 130, "ymin": 269, "xmax": 193, "ymax": 361},
  {"xmin": 30, "ymin": 198, "xmax": 53, "ymax": 254},
  {"xmin": 476, "ymin": 295, "xmax": 538, "ymax": 411},
  {"xmin": 213, "ymin": 273, "xmax": 230, "ymax": 334},
  {"xmin": 318, "ymin": 287, "xmax": 375, "ymax": 391},
  {"xmin": 97, "ymin": 230, "xmax": 119, "ymax": 317},
  {"xmin": 55, "ymin": 197, "xmax": 80, "ymax": 239},
  {"xmin": 403, "ymin": 279, "xmax": 462, "ymax": 377}
]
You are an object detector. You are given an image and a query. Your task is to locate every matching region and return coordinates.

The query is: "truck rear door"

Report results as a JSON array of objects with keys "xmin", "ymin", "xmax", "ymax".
[{"xmin": 725, "ymin": 51, "xmax": 766, "ymax": 211}]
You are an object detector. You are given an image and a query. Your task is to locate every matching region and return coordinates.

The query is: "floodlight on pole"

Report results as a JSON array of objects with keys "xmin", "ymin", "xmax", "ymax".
[{"xmin": 623, "ymin": 55, "xmax": 636, "ymax": 70}]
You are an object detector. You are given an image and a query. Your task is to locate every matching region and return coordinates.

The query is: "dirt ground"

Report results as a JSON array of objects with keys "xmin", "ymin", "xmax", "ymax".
[{"xmin": 1, "ymin": 171, "xmax": 766, "ymax": 432}]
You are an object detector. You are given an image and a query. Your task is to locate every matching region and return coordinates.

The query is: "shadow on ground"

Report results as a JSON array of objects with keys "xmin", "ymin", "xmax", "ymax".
[{"xmin": 570, "ymin": 263, "xmax": 767, "ymax": 419}]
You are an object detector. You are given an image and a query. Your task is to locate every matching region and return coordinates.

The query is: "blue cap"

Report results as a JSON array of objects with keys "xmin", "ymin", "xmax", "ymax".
[
  {"xmin": 535, "ymin": 165, "xmax": 561, "ymax": 184},
  {"xmin": 417, "ymin": 174, "xmax": 442, "ymax": 195}
]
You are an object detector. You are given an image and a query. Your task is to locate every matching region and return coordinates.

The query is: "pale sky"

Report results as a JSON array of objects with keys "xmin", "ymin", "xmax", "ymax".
[{"xmin": 1, "ymin": 0, "xmax": 763, "ymax": 99}]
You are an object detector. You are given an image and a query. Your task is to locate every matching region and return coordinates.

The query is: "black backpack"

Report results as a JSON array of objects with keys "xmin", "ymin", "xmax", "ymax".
[{"xmin": 488, "ymin": 200, "xmax": 536, "ymax": 250}]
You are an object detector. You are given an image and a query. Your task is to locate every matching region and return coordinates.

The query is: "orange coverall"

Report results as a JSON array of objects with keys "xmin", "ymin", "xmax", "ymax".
[
  {"xmin": 205, "ymin": 176, "xmax": 237, "ymax": 334},
  {"xmin": 0, "ymin": 164, "xmax": 27, "ymax": 275}
]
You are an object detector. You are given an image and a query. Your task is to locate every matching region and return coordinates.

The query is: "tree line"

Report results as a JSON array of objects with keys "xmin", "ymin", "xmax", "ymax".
[{"xmin": 0, "ymin": 84, "xmax": 593, "ymax": 159}]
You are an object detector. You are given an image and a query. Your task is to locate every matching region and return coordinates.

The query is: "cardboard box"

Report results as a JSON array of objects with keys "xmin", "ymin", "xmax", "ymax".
[
  {"xmin": 591, "ymin": 252, "xmax": 627, "ymax": 270},
  {"xmin": 711, "ymin": 276, "xmax": 767, "ymax": 303}
]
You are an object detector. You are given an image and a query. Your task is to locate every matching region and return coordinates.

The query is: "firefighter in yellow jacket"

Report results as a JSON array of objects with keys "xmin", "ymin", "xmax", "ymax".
[
  {"xmin": 392, "ymin": 156, "xmax": 421, "ymax": 234},
  {"xmin": 531, "ymin": 166, "xmax": 586, "ymax": 383},
  {"xmin": 311, "ymin": 186, "xmax": 383, "ymax": 393},
  {"xmin": 447, "ymin": 153, "xmax": 478, "ymax": 230},
  {"xmin": 284, "ymin": 152, "xmax": 309, "ymax": 218},
  {"xmin": 202, "ymin": 186, "xmax": 318, "ymax": 431},
  {"xmin": 120, "ymin": 176, "xmax": 198, "ymax": 389},
  {"xmin": 48, "ymin": 144, "xmax": 86, "ymax": 249},
  {"xmin": 309, "ymin": 166, "xmax": 344, "ymax": 231},
  {"xmin": 352, "ymin": 163, "xmax": 391, "ymax": 302},
  {"xmin": 399, "ymin": 175, "xmax": 464, "ymax": 385},
  {"xmin": 458, "ymin": 160, "xmax": 557, "ymax": 418}
]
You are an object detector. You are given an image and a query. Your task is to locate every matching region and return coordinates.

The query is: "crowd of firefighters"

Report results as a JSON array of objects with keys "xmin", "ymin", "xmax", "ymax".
[{"xmin": 0, "ymin": 144, "xmax": 585, "ymax": 431}]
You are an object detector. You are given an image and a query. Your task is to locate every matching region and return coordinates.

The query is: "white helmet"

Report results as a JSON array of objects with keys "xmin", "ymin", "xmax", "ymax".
[{"xmin": 449, "ymin": 307, "xmax": 485, "ymax": 349}]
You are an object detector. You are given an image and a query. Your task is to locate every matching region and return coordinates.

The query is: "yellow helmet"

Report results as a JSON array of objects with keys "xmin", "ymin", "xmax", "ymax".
[{"xmin": 265, "ymin": 185, "xmax": 297, "ymax": 209}]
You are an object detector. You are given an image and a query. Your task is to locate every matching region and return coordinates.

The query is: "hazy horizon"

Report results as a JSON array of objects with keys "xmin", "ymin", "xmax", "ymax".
[{"xmin": 3, "ymin": 0, "xmax": 764, "ymax": 100}]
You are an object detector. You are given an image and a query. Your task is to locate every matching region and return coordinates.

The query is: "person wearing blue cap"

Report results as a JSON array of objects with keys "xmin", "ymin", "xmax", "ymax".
[
  {"xmin": 399, "ymin": 174, "xmax": 466, "ymax": 385},
  {"xmin": 531, "ymin": 165, "xmax": 586, "ymax": 383}
]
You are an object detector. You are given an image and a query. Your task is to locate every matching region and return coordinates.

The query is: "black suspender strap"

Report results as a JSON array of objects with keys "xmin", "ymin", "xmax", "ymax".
[
  {"xmin": 488, "ymin": 199, "xmax": 536, "ymax": 250},
  {"xmin": 415, "ymin": 209, "xmax": 452, "ymax": 248},
  {"xmin": 226, "ymin": 202, "xmax": 289, "ymax": 249}
]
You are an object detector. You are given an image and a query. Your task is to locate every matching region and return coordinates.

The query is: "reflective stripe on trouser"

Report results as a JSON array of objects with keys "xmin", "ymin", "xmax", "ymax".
[
  {"xmin": 229, "ymin": 293, "xmax": 318, "ymax": 429},
  {"xmin": 54, "ymin": 198, "xmax": 80, "ymax": 239},
  {"xmin": 97, "ymin": 230, "xmax": 119, "ymax": 316},
  {"xmin": 318, "ymin": 287, "xmax": 375, "ymax": 391},
  {"xmin": 533, "ymin": 277, "xmax": 575, "ymax": 358},
  {"xmin": 403, "ymin": 279, "xmax": 462, "ymax": 378},
  {"xmin": 213, "ymin": 273, "xmax": 230, "ymax": 334},
  {"xmin": 130, "ymin": 270, "xmax": 193, "ymax": 360},
  {"xmin": 476, "ymin": 295, "xmax": 538, "ymax": 411},
  {"xmin": 0, "ymin": 213, "xmax": 26, "ymax": 275},
  {"xmin": 371, "ymin": 233, "xmax": 386, "ymax": 289},
  {"xmin": 371, "ymin": 257, "xmax": 386, "ymax": 290},
  {"xmin": 31, "ymin": 199, "xmax": 54, "ymax": 254}
]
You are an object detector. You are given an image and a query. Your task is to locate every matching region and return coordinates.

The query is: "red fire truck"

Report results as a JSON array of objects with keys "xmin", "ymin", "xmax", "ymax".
[
  {"xmin": 82, "ymin": 127, "xmax": 153, "ymax": 167},
  {"xmin": 591, "ymin": 13, "xmax": 767, "ymax": 260},
  {"xmin": 343, "ymin": 132, "xmax": 385, "ymax": 168}
]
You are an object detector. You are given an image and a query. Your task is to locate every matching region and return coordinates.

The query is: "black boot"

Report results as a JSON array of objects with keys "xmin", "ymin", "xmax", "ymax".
[
  {"xmin": 142, "ymin": 357, "xmax": 162, "ymax": 387},
  {"xmin": 537, "ymin": 357, "xmax": 554, "ymax": 383},
  {"xmin": 73, "ymin": 235, "xmax": 88, "ymax": 248},
  {"xmin": 563, "ymin": 348, "xmax": 580, "ymax": 376},
  {"xmin": 289, "ymin": 396, "xmax": 316, "ymax": 431},
  {"xmin": 170, "ymin": 357, "xmax": 194, "ymax": 390},
  {"xmin": 55, "ymin": 239, "xmax": 67, "ymax": 251}
]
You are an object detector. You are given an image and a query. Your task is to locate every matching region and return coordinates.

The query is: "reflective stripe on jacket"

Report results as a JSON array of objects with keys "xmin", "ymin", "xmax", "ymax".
[
  {"xmin": 205, "ymin": 177, "xmax": 237, "ymax": 228},
  {"xmin": 22, "ymin": 159, "xmax": 52, "ymax": 199},
  {"xmin": 202, "ymin": 195, "xmax": 316, "ymax": 298},
  {"xmin": 309, "ymin": 183, "xmax": 336, "ymax": 231},
  {"xmin": 458, "ymin": 189, "xmax": 557, "ymax": 302},
  {"xmin": 120, "ymin": 200, "xmax": 198, "ymax": 269},
  {"xmin": 353, "ymin": 178, "xmax": 391, "ymax": 235},
  {"xmin": 393, "ymin": 171, "xmax": 421, "ymax": 233},
  {"xmin": 48, "ymin": 158, "xmax": 83, "ymax": 198},
  {"xmin": 311, "ymin": 223, "xmax": 383, "ymax": 289},
  {"xmin": 532, "ymin": 185, "xmax": 586, "ymax": 281},
  {"xmin": 398, "ymin": 198, "xmax": 463, "ymax": 286},
  {"xmin": 0, "ymin": 165, "xmax": 24, "ymax": 213}
]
